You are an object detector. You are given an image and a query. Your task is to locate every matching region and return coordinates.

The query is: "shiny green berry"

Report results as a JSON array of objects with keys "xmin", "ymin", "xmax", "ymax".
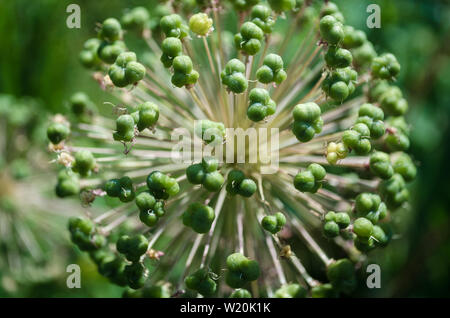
[
  {"xmin": 274, "ymin": 284, "xmax": 307, "ymax": 298},
  {"xmin": 230, "ymin": 289, "xmax": 252, "ymax": 298},
  {"xmin": 56, "ymin": 170, "xmax": 80, "ymax": 198},
  {"xmin": 189, "ymin": 13, "xmax": 213, "ymax": 36},
  {"xmin": 235, "ymin": 22, "xmax": 264, "ymax": 55},
  {"xmin": 325, "ymin": 46, "xmax": 353, "ymax": 69},
  {"xmin": 256, "ymin": 54, "xmax": 287, "ymax": 85},
  {"xmin": 370, "ymin": 151, "xmax": 394, "ymax": 180},
  {"xmin": 353, "ymin": 217, "xmax": 373, "ymax": 238},
  {"xmin": 292, "ymin": 102, "xmax": 323, "ymax": 142},
  {"xmin": 294, "ymin": 163, "xmax": 326, "ymax": 193},
  {"xmin": 372, "ymin": 53, "xmax": 401, "ymax": 79},
  {"xmin": 161, "ymin": 37, "xmax": 182, "ymax": 67},
  {"xmin": 251, "ymin": 5, "xmax": 275, "ymax": 34},
  {"xmin": 183, "ymin": 202, "xmax": 215, "ymax": 234},
  {"xmin": 113, "ymin": 114, "xmax": 135, "ymax": 142},
  {"xmin": 99, "ymin": 18, "xmax": 122, "ymax": 42},
  {"xmin": 160, "ymin": 14, "xmax": 189, "ymax": 39},
  {"xmin": 124, "ymin": 262, "xmax": 147, "ymax": 289},
  {"xmin": 121, "ymin": 7, "xmax": 149, "ymax": 31},
  {"xmin": 72, "ymin": 150, "xmax": 96, "ymax": 177},
  {"xmin": 379, "ymin": 173, "xmax": 409, "ymax": 209},
  {"xmin": 225, "ymin": 253, "xmax": 260, "ymax": 288},
  {"xmin": 268, "ymin": 0, "xmax": 295, "ymax": 12},
  {"xmin": 393, "ymin": 153, "xmax": 416, "ymax": 182},
  {"xmin": 342, "ymin": 123, "xmax": 371, "ymax": 155},
  {"xmin": 326, "ymin": 258, "xmax": 357, "ymax": 294},
  {"xmin": 261, "ymin": 212, "xmax": 286, "ymax": 234},
  {"xmin": 319, "ymin": 15, "xmax": 344, "ymax": 45},
  {"xmin": 47, "ymin": 122, "xmax": 70, "ymax": 144},
  {"xmin": 221, "ymin": 59, "xmax": 248, "ymax": 94},
  {"xmin": 185, "ymin": 268, "xmax": 217, "ymax": 297}
]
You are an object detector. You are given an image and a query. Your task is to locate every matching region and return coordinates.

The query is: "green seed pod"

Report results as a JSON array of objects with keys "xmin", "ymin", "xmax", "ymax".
[
  {"xmin": 247, "ymin": 88, "xmax": 276, "ymax": 122},
  {"xmin": 356, "ymin": 103, "xmax": 385, "ymax": 139},
  {"xmin": 326, "ymin": 258, "xmax": 357, "ymax": 294},
  {"xmin": 319, "ymin": 15, "xmax": 344, "ymax": 45},
  {"xmin": 326, "ymin": 142, "xmax": 348, "ymax": 165},
  {"xmin": 370, "ymin": 151, "xmax": 394, "ymax": 180},
  {"xmin": 354, "ymin": 236, "xmax": 375, "ymax": 253},
  {"xmin": 161, "ymin": 37, "xmax": 183, "ymax": 68},
  {"xmin": 97, "ymin": 40, "xmax": 126, "ymax": 64},
  {"xmin": 225, "ymin": 253, "xmax": 260, "ymax": 288},
  {"xmin": 68, "ymin": 216, "xmax": 94, "ymax": 235},
  {"xmin": 261, "ymin": 212, "xmax": 286, "ymax": 234},
  {"xmin": 379, "ymin": 86, "xmax": 408, "ymax": 116},
  {"xmin": 355, "ymin": 193, "xmax": 387, "ymax": 224},
  {"xmin": 141, "ymin": 284, "xmax": 172, "ymax": 298},
  {"xmin": 238, "ymin": 178, "xmax": 257, "ymax": 197},
  {"xmin": 323, "ymin": 221, "xmax": 339, "ymax": 238},
  {"xmin": 98, "ymin": 254, "xmax": 128, "ymax": 286},
  {"xmin": 322, "ymin": 67, "xmax": 357, "ymax": 102},
  {"xmin": 294, "ymin": 163, "xmax": 326, "ymax": 193},
  {"xmin": 117, "ymin": 234, "xmax": 148, "ymax": 262},
  {"xmin": 56, "ymin": 170, "xmax": 80, "ymax": 198},
  {"xmin": 113, "ymin": 114, "xmax": 135, "ymax": 142},
  {"xmin": 320, "ymin": 1, "xmax": 344, "ymax": 23},
  {"xmin": 335, "ymin": 212, "xmax": 350, "ymax": 229},
  {"xmin": 342, "ymin": 123, "xmax": 371, "ymax": 155},
  {"xmin": 342, "ymin": 26, "xmax": 366, "ymax": 49},
  {"xmin": 183, "ymin": 202, "xmax": 215, "ymax": 234},
  {"xmin": 136, "ymin": 192, "xmax": 156, "ymax": 212},
  {"xmin": 292, "ymin": 102, "xmax": 323, "ymax": 142},
  {"xmin": 226, "ymin": 169, "xmax": 245, "ymax": 195},
  {"xmin": 256, "ymin": 54, "xmax": 287, "ymax": 85},
  {"xmin": 385, "ymin": 117, "xmax": 410, "ymax": 152},
  {"xmin": 274, "ymin": 284, "xmax": 307, "ymax": 298},
  {"xmin": 185, "ymin": 268, "xmax": 217, "ymax": 297},
  {"xmin": 221, "ymin": 59, "xmax": 248, "ymax": 94},
  {"xmin": 99, "ymin": 18, "xmax": 122, "ymax": 42},
  {"xmin": 133, "ymin": 102, "xmax": 159, "ymax": 131},
  {"xmin": 353, "ymin": 217, "xmax": 373, "ymax": 238},
  {"xmin": 379, "ymin": 173, "xmax": 409, "ymax": 209},
  {"xmin": 352, "ymin": 41, "xmax": 377, "ymax": 69},
  {"xmin": 230, "ymin": 0, "xmax": 259, "ymax": 11},
  {"xmin": 372, "ymin": 53, "xmax": 401, "ymax": 79},
  {"xmin": 393, "ymin": 153, "xmax": 416, "ymax": 182},
  {"xmin": 230, "ymin": 289, "xmax": 252, "ymax": 298},
  {"xmin": 311, "ymin": 283, "xmax": 339, "ymax": 298},
  {"xmin": 109, "ymin": 52, "xmax": 146, "ymax": 87},
  {"xmin": 324, "ymin": 211, "xmax": 337, "ymax": 222},
  {"xmin": 195, "ymin": 120, "xmax": 226, "ymax": 145},
  {"xmin": 235, "ymin": 22, "xmax": 264, "ymax": 55},
  {"xmin": 47, "ymin": 122, "xmax": 70, "ymax": 144},
  {"xmin": 146, "ymin": 171, "xmax": 180, "ymax": 199},
  {"xmin": 172, "ymin": 55, "xmax": 199, "ymax": 88},
  {"xmin": 72, "ymin": 150, "xmax": 96, "ymax": 177},
  {"xmin": 372, "ymin": 225, "xmax": 388, "ymax": 247},
  {"xmin": 325, "ymin": 46, "xmax": 353, "ymax": 69},
  {"xmin": 160, "ymin": 14, "xmax": 189, "ymax": 39},
  {"xmin": 186, "ymin": 163, "xmax": 205, "ymax": 184},
  {"xmin": 189, "ymin": 13, "xmax": 213, "ymax": 36},
  {"xmin": 124, "ymin": 262, "xmax": 147, "ymax": 289},
  {"xmin": 251, "ymin": 5, "xmax": 275, "ymax": 34},
  {"xmin": 203, "ymin": 171, "xmax": 225, "ymax": 192},
  {"xmin": 79, "ymin": 38, "xmax": 102, "ymax": 69},
  {"xmin": 121, "ymin": 7, "xmax": 149, "ymax": 31},
  {"xmin": 70, "ymin": 92, "xmax": 96, "ymax": 123},
  {"xmin": 268, "ymin": 0, "xmax": 295, "ymax": 12}
]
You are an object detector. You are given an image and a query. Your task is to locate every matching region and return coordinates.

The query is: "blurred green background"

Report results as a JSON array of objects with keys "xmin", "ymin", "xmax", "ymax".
[{"xmin": 0, "ymin": 0, "xmax": 449, "ymax": 297}]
